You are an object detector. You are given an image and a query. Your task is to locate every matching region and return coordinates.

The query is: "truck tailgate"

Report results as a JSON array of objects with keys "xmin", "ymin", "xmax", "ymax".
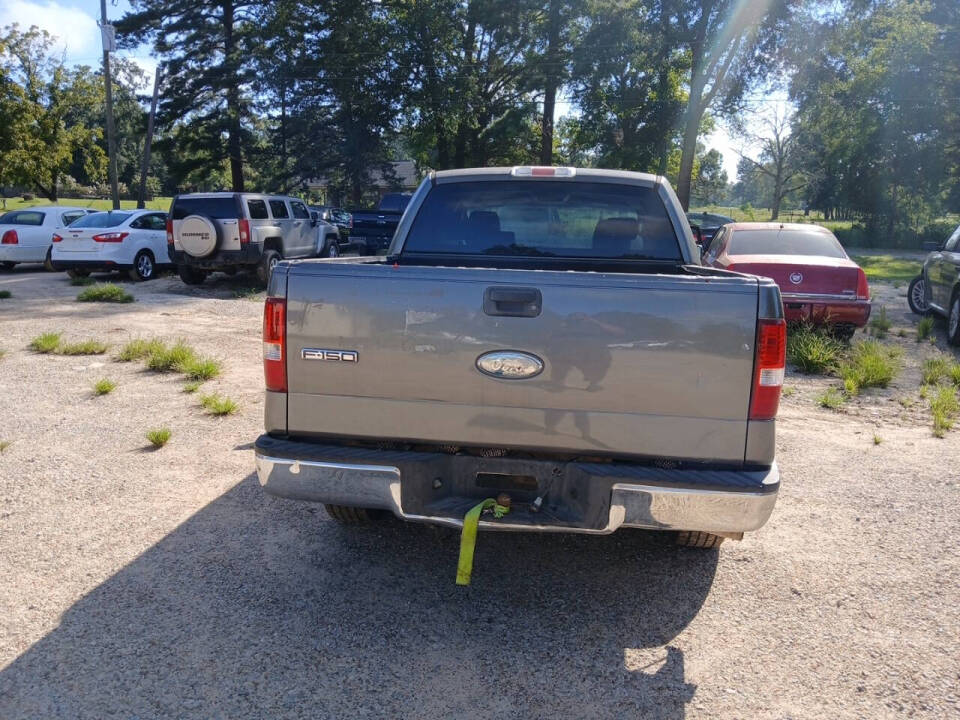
[{"xmin": 284, "ymin": 263, "xmax": 760, "ymax": 463}]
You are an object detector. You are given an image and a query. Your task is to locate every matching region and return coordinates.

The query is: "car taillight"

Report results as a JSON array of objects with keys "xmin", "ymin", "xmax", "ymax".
[
  {"xmin": 166, "ymin": 219, "xmax": 174, "ymax": 245},
  {"xmin": 856, "ymin": 268, "xmax": 870, "ymax": 300},
  {"xmin": 239, "ymin": 218, "xmax": 250, "ymax": 244},
  {"xmin": 52, "ymin": 234, "xmax": 63, "ymax": 243},
  {"xmin": 511, "ymin": 166, "xmax": 576, "ymax": 177},
  {"xmin": 1, "ymin": 230, "xmax": 18, "ymax": 244},
  {"xmin": 749, "ymin": 318, "xmax": 786, "ymax": 420},
  {"xmin": 263, "ymin": 297, "xmax": 287, "ymax": 392},
  {"xmin": 93, "ymin": 232, "xmax": 128, "ymax": 243}
]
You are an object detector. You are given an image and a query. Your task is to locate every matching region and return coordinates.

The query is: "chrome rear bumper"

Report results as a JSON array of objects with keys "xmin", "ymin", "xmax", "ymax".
[{"xmin": 254, "ymin": 448, "xmax": 779, "ymax": 535}]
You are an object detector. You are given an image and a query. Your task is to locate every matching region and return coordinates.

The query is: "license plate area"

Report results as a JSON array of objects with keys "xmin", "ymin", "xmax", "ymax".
[{"xmin": 397, "ymin": 454, "xmax": 612, "ymax": 530}]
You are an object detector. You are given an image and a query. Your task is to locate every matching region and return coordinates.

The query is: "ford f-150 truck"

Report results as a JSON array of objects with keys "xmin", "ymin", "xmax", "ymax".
[{"xmin": 255, "ymin": 167, "xmax": 785, "ymax": 549}]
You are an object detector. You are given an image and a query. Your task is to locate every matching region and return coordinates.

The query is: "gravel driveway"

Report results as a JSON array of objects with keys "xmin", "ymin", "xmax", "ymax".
[{"xmin": 1, "ymin": 267, "xmax": 958, "ymax": 719}]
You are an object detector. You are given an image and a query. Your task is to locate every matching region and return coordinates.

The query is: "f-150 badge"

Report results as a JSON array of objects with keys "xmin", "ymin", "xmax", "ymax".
[{"xmin": 302, "ymin": 349, "xmax": 358, "ymax": 362}]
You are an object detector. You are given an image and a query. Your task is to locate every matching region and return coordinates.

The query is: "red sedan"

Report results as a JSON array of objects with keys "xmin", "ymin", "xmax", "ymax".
[{"xmin": 703, "ymin": 222, "xmax": 871, "ymax": 339}]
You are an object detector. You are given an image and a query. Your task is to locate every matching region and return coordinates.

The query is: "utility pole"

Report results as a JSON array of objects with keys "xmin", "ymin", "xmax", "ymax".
[
  {"xmin": 100, "ymin": 0, "xmax": 120, "ymax": 210},
  {"xmin": 137, "ymin": 68, "xmax": 161, "ymax": 209}
]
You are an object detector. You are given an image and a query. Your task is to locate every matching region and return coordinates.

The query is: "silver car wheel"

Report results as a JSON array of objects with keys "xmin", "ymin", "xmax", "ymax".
[
  {"xmin": 138, "ymin": 253, "xmax": 153, "ymax": 278},
  {"xmin": 950, "ymin": 296, "xmax": 959, "ymax": 337},
  {"xmin": 911, "ymin": 278, "xmax": 927, "ymax": 312}
]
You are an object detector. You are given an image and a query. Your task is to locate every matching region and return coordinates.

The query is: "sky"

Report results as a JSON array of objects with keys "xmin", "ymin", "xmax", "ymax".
[{"xmin": 1, "ymin": 0, "xmax": 749, "ymax": 180}]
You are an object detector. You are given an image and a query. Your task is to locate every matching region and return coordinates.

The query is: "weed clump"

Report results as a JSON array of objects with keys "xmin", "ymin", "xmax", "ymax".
[
  {"xmin": 146, "ymin": 428, "xmax": 172, "ymax": 447},
  {"xmin": 199, "ymin": 393, "xmax": 238, "ymax": 416},
  {"xmin": 787, "ymin": 325, "xmax": 843, "ymax": 374},
  {"xmin": 29, "ymin": 332, "xmax": 61, "ymax": 353},
  {"xmin": 76, "ymin": 283, "xmax": 134, "ymax": 303},
  {"xmin": 93, "ymin": 378, "xmax": 116, "ymax": 395}
]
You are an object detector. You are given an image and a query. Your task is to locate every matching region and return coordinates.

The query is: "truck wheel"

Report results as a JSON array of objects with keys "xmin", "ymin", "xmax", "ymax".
[
  {"xmin": 324, "ymin": 241, "xmax": 340, "ymax": 258},
  {"xmin": 324, "ymin": 504, "xmax": 383, "ymax": 524},
  {"xmin": 256, "ymin": 249, "xmax": 280, "ymax": 285},
  {"xmin": 177, "ymin": 264, "xmax": 207, "ymax": 286},
  {"xmin": 907, "ymin": 275, "xmax": 930, "ymax": 315},
  {"xmin": 948, "ymin": 292, "xmax": 960, "ymax": 346},
  {"xmin": 66, "ymin": 268, "xmax": 90, "ymax": 279},
  {"xmin": 675, "ymin": 531, "xmax": 725, "ymax": 549}
]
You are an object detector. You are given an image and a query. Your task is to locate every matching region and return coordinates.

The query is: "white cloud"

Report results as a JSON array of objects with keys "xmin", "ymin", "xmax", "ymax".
[{"xmin": 0, "ymin": 0, "xmax": 100, "ymax": 65}]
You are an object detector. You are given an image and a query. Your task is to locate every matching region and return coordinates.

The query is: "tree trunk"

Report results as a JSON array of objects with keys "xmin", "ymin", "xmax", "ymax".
[
  {"xmin": 223, "ymin": 0, "xmax": 244, "ymax": 192},
  {"xmin": 539, "ymin": 0, "xmax": 561, "ymax": 165},
  {"xmin": 676, "ymin": 100, "xmax": 703, "ymax": 210}
]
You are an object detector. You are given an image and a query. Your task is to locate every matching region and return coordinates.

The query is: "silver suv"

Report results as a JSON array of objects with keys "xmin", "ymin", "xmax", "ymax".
[{"xmin": 167, "ymin": 193, "xmax": 341, "ymax": 285}]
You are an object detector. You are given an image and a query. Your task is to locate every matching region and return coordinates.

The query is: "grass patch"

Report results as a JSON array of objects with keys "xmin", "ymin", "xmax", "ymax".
[
  {"xmin": 116, "ymin": 337, "xmax": 166, "ymax": 362},
  {"xmin": 0, "ymin": 349, "xmax": 5, "ymax": 360},
  {"xmin": 0, "ymin": 290, "xmax": 11, "ymax": 299},
  {"xmin": 817, "ymin": 387, "xmax": 846, "ymax": 409},
  {"xmin": 851, "ymin": 255, "xmax": 923, "ymax": 284},
  {"xmin": 93, "ymin": 378, "xmax": 116, "ymax": 395},
  {"xmin": 183, "ymin": 380, "xmax": 202, "ymax": 393},
  {"xmin": 58, "ymin": 339, "xmax": 108, "ymax": 355},
  {"xmin": 787, "ymin": 324, "xmax": 844, "ymax": 374},
  {"xmin": 76, "ymin": 283, "xmax": 134, "ymax": 303},
  {"xmin": 873, "ymin": 434, "xmax": 882, "ymax": 445},
  {"xmin": 69, "ymin": 275, "xmax": 96, "ymax": 286},
  {"xmin": 836, "ymin": 340, "xmax": 902, "ymax": 395},
  {"xmin": 182, "ymin": 356, "xmax": 222, "ymax": 381},
  {"xmin": 781, "ymin": 386, "xmax": 796, "ymax": 397},
  {"xmin": 930, "ymin": 386, "xmax": 959, "ymax": 438},
  {"xmin": 29, "ymin": 332, "xmax": 61, "ymax": 353},
  {"xmin": 146, "ymin": 428, "xmax": 172, "ymax": 448},
  {"xmin": 199, "ymin": 393, "xmax": 238, "ymax": 416},
  {"xmin": 868, "ymin": 306, "xmax": 891, "ymax": 338},
  {"xmin": 916, "ymin": 316, "xmax": 934, "ymax": 341},
  {"xmin": 921, "ymin": 355, "xmax": 954, "ymax": 385},
  {"xmin": 146, "ymin": 341, "xmax": 197, "ymax": 373},
  {"xmin": 0, "ymin": 440, "xmax": 10, "ymax": 453}
]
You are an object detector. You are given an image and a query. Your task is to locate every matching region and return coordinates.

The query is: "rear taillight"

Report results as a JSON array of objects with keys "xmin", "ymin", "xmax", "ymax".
[
  {"xmin": 1, "ymin": 230, "xmax": 18, "ymax": 244},
  {"xmin": 749, "ymin": 318, "xmax": 786, "ymax": 420},
  {"xmin": 263, "ymin": 297, "xmax": 287, "ymax": 392},
  {"xmin": 93, "ymin": 232, "xmax": 128, "ymax": 243},
  {"xmin": 166, "ymin": 218, "xmax": 174, "ymax": 245},
  {"xmin": 52, "ymin": 234, "xmax": 63, "ymax": 243},
  {"xmin": 856, "ymin": 268, "xmax": 870, "ymax": 300},
  {"xmin": 239, "ymin": 219, "xmax": 250, "ymax": 244}
]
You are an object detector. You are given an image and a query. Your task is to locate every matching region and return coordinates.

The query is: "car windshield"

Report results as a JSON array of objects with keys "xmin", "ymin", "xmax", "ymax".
[
  {"xmin": 0, "ymin": 211, "xmax": 45, "ymax": 226},
  {"xmin": 403, "ymin": 181, "xmax": 682, "ymax": 261},
  {"xmin": 70, "ymin": 211, "xmax": 131, "ymax": 228},
  {"xmin": 728, "ymin": 229, "xmax": 847, "ymax": 259}
]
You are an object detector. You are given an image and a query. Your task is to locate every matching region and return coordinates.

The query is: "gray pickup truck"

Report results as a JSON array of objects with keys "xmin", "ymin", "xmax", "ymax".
[{"xmin": 255, "ymin": 167, "xmax": 785, "ymax": 548}]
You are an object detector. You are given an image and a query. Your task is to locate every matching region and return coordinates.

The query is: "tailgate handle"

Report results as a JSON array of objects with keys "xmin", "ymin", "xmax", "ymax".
[{"xmin": 483, "ymin": 287, "xmax": 542, "ymax": 317}]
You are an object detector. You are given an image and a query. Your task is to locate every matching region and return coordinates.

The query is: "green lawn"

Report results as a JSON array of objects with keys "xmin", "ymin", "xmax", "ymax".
[
  {"xmin": 0, "ymin": 197, "xmax": 172, "ymax": 212},
  {"xmin": 851, "ymin": 254, "xmax": 923, "ymax": 284}
]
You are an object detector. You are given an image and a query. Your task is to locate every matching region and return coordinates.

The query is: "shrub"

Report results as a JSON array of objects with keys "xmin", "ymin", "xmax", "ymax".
[
  {"xmin": 837, "ymin": 340, "xmax": 902, "ymax": 394},
  {"xmin": 76, "ymin": 283, "xmax": 134, "ymax": 303},
  {"xmin": 183, "ymin": 357, "xmax": 222, "ymax": 381},
  {"xmin": 916, "ymin": 317, "xmax": 934, "ymax": 341},
  {"xmin": 116, "ymin": 338, "xmax": 166, "ymax": 362},
  {"xmin": 787, "ymin": 325, "xmax": 843, "ymax": 374},
  {"xmin": 146, "ymin": 428, "xmax": 172, "ymax": 447},
  {"xmin": 868, "ymin": 306, "xmax": 891, "ymax": 338},
  {"xmin": 199, "ymin": 393, "xmax": 238, "ymax": 416},
  {"xmin": 147, "ymin": 341, "xmax": 197, "ymax": 373},
  {"xmin": 817, "ymin": 387, "xmax": 845, "ymax": 409},
  {"xmin": 93, "ymin": 378, "xmax": 116, "ymax": 395},
  {"xmin": 0, "ymin": 290, "xmax": 11, "ymax": 299},
  {"xmin": 29, "ymin": 332, "xmax": 61, "ymax": 353},
  {"xmin": 930, "ymin": 386, "xmax": 959, "ymax": 438},
  {"xmin": 58, "ymin": 340, "xmax": 108, "ymax": 355}
]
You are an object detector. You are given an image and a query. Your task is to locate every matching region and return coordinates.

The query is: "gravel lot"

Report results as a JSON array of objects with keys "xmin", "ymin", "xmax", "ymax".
[{"xmin": 1, "ymin": 266, "xmax": 958, "ymax": 719}]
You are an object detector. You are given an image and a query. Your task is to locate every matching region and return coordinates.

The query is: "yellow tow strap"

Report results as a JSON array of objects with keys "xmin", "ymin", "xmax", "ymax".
[{"xmin": 456, "ymin": 498, "xmax": 510, "ymax": 586}]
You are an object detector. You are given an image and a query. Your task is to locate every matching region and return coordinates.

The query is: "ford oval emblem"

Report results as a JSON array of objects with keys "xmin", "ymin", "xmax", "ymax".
[
  {"xmin": 789, "ymin": 272, "xmax": 803, "ymax": 284},
  {"xmin": 476, "ymin": 350, "xmax": 544, "ymax": 379}
]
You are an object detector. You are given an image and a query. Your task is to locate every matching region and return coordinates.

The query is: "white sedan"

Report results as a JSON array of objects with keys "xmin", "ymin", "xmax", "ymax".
[
  {"xmin": 0, "ymin": 206, "xmax": 94, "ymax": 270},
  {"xmin": 51, "ymin": 209, "xmax": 172, "ymax": 281}
]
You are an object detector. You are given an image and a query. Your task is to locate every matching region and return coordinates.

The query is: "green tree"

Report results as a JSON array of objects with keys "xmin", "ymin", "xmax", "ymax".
[
  {"xmin": 117, "ymin": 0, "xmax": 259, "ymax": 191},
  {"xmin": 0, "ymin": 25, "xmax": 105, "ymax": 201},
  {"xmin": 691, "ymin": 148, "xmax": 729, "ymax": 206},
  {"xmin": 733, "ymin": 110, "xmax": 804, "ymax": 219}
]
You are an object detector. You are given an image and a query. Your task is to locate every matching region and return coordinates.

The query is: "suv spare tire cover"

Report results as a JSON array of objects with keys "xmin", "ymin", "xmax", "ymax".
[{"xmin": 179, "ymin": 215, "xmax": 218, "ymax": 258}]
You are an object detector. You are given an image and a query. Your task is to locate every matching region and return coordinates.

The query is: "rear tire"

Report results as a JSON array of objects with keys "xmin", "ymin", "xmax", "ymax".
[
  {"xmin": 66, "ymin": 268, "xmax": 90, "ymax": 279},
  {"xmin": 129, "ymin": 250, "xmax": 155, "ymax": 281},
  {"xmin": 256, "ymin": 249, "xmax": 280, "ymax": 286},
  {"xmin": 831, "ymin": 324, "xmax": 857, "ymax": 342},
  {"xmin": 324, "ymin": 504, "xmax": 383, "ymax": 524},
  {"xmin": 1, "ymin": 261, "xmax": 16, "ymax": 270},
  {"xmin": 907, "ymin": 275, "xmax": 930, "ymax": 315},
  {"xmin": 675, "ymin": 531, "xmax": 725, "ymax": 549},
  {"xmin": 948, "ymin": 292, "xmax": 960, "ymax": 346},
  {"xmin": 177, "ymin": 264, "xmax": 207, "ymax": 286},
  {"xmin": 324, "ymin": 240, "xmax": 340, "ymax": 258},
  {"xmin": 44, "ymin": 248, "xmax": 55, "ymax": 272}
]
